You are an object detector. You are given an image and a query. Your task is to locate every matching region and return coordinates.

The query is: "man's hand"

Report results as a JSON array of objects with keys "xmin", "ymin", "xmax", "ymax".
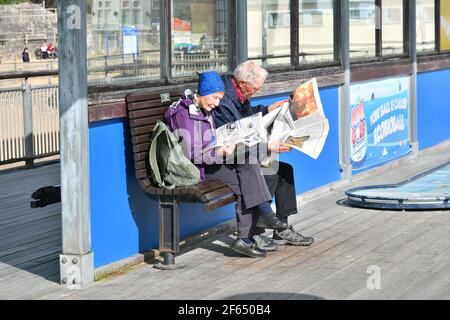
[
  {"xmin": 268, "ymin": 100, "xmax": 288, "ymax": 113},
  {"xmin": 216, "ymin": 144, "xmax": 236, "ymax": 157},
  {"xmin": 268, "ymin": 142, "xmax": 292, "ymax": 153}
]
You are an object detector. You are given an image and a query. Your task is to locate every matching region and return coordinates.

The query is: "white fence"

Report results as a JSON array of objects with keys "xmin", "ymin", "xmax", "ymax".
[{"xmin": 0, "ymin": 83, "xmax": 59, "ymax": 164}]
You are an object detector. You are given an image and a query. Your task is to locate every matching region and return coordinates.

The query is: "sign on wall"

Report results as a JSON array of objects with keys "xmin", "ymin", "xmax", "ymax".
[
  {"xmin": 441, "ymin": 2, "xmax": 450, "ymax": 51},
  {"xmin": 122, "ymin": 25, "xmax": 138, "ymax": 56},
  {"xmin": 350, "ymin": 77, "xmax": 411, "ymax": 173}
]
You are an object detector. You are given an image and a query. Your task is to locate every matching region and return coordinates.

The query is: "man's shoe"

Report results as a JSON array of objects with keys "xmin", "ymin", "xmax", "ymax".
[
  {"xmin": 256, "ymin": 213, "xmax": 289, "ymax": 231},
  {"xmin": 253, "ymin": 234, "xmax": 280, "ymax": 252},
  {"xmin": 231, "ymin": 239, "xmax": 267, "ymax": 258},
  {"xmin": 273, "ymin": 226, "xmax": 314, "ymax": 246}
]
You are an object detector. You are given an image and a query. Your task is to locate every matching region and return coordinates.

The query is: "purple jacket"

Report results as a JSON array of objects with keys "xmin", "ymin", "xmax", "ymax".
[{"xmin": 164, "ymin": 96, "xmax": 219, "ymax": 180}]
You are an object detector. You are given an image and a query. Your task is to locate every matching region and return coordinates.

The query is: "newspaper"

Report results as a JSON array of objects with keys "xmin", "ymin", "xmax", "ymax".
[
  {"xmin": 205, "ymin": 78, "xmax": 329, "ymax": 160},
  {"xmin": 267, "ymin": 78, "xmax": 329, "ymax": 160}
]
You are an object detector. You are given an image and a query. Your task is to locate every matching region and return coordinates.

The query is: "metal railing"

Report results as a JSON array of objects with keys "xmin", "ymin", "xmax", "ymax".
[{"xmin": 0, "ymin": 79, "xmax": 59, "ymax": 165}]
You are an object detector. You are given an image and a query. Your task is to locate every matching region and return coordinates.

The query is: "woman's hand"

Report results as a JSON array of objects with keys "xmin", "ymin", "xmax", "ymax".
[
  {"xmin": 216, "ymin": 144, "xmax": 236, "ymax": 157},
  {"xmin": 268, "ymin": 142, "xmax": 292, "ymax": 153}
]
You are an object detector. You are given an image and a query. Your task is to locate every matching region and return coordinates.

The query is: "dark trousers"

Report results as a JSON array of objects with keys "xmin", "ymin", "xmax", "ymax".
[
  {"xmin": 205, "ymin": 163, "xmax": 272, "ymax": 239},
  {"xmin": 263, "ymin": 161, "xmax": 298, "ymax": 219}
]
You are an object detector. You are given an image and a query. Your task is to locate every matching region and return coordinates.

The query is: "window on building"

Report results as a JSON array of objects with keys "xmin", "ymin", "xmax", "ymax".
[
  {"xmin": 247, "ymin": 0, "xmax": 291, "ymax": 67},
  {"xmin": 86, "ymin": 0, "xmax": 161, "ymax": 83},
  {"xmin": 382, "ymin": 0, "xmax": 404, "ymax": 57},
  {"xmin": 299, "ymin": 0, "xmax": 334, "ymax": 65},
  {"xmin": 417, "ymin": 0, "xmax": 435, "ymax": 53},
  {"xmin": 268, "ymin": 11, "xmax": 290, "ymax": 28},
  {"xmin": 350, "ymin": 0, "xmax": 376, "ymax": 60},
  {"xmin": 171, "ymin": 0, "xmax": 229, "ymax": 77}
]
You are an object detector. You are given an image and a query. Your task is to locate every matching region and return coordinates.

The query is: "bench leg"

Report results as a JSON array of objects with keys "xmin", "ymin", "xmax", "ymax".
[{"xmin": 154, "ymin": 196, "xmax": 185, "ymax": 270}]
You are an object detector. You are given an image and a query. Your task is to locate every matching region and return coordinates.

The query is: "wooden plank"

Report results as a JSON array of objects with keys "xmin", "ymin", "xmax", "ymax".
[
  {"xmin": 199, "ymin": 187, "xmax": 234, "ymax": 202},
  {"xmin": 133, "ymin": 143, "xmax": 150, "ymax": 153},
  {"xmin": 135, "ymin": 161, "xmax": 147, "ymax": 171},
  {"xmin": 134, "ymin": 152, "xmax": 147, "ymax": 162},
  {"xmin": 126, "ymin": 92, "xmax": 183, "ymax": 105},
  {"xmin": 128, "ymin": 106, "xmax": 170, "ymax": 120},
  {"xmin": 89, "ymin": 101, "xmax": 126, "ymax": 122},
  {"xmin": 135, "ymin": 169, "xmax": 149, "ymax": 180},
  {"xmin": 203, "ymin": 194, "xmax": 237, "ymax": 212},
  {"xmin": 132, "ymin": 135, "xmax": 150, "ymax": 146},
  {"xmin": 130, "ymin": 115, "xmax": 165, "ymax": 128},
  {"xmin": 131, "ymin": 125, "xmax": 156, "ymax": 137},
  {"xmin": 196, "ymin": 180, "xmax": 230, "ymax": 194},
  {"xmin": 127, "ymin": 99, "xmax": 173, "ymax": 112}
]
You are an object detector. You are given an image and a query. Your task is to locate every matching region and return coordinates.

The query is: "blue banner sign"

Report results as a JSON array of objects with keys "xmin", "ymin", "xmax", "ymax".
[{"xmin": 350, "ymin": 77, "xmax": 411, "ymax": 172}]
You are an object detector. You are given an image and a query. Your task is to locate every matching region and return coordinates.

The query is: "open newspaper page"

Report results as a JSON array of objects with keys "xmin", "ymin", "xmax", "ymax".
[
  {"xmin": 265, "ymin": 78, "xmax": 329, "ymax": 160},
  {"xmin": 203, "ymin": 112, "xmax": 267, "ymax": 153}
]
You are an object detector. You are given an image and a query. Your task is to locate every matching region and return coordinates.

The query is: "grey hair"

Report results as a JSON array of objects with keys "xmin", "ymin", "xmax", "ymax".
[{"xmin": 233, "ymin": 61, "xmax": 268, "ymax": 84}]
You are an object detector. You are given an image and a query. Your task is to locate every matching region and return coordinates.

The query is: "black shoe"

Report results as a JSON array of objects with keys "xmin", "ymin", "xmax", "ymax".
[
  {"xmin": 231, "ymin": 239, "xmax": 267, "ymax": 258},
  {"xmin": 256, "ymin": 213, "xmax": 288, "ymax": 231},
  {"xmin": 273, "ymin": 226, "xmax": 315, "ymax": 246}
]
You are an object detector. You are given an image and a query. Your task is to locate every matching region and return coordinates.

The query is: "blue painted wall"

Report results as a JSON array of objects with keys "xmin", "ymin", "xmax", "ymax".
[
  {"xmin": 89, "ymin": 86, "xmax": 340, "ymax": 268},
  {"xmin": 89, "ymin": 119, "xmax": 235, "ymax": 268},
  {"xmin": 417, "ymin": 68, "xmax": 450, "ymax": 150}
]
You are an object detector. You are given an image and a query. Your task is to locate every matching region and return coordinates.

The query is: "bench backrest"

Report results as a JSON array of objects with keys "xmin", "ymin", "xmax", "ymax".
[
  {"xmin": 125, "ymin": 88, "xmax": 194, "ymax": 195},
  {"xmin": 125, "ymin": 88, "xmax": 237, "ymax": 211}
]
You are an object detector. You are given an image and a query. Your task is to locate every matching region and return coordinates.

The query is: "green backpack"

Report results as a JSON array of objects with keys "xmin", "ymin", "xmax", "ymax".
[{"xmin": 148, "ymin": 121, "xmax": 200, "ymax": 189}]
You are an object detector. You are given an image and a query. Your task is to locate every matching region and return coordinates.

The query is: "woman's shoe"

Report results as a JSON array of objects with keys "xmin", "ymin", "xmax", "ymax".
[
  {"xmin": 256, "ymin": 213, "xmax": 288, "ymax": 231},
  {"xmin": 231, "ymin": 239, "xmax": 267, "ymax": 258}
]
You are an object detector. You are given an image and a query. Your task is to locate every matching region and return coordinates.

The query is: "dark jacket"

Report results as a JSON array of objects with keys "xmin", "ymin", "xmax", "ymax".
[
  {"xmin": 164, "ymin": 95, "xmax": 219, "ymax": 180},
  {"xmin": 22, "ymin": 51, "xmax": 30, "ymax": 63},
  {"xmin": 213, "ymin": 74, "xmax": 269, "ymax": 129}
]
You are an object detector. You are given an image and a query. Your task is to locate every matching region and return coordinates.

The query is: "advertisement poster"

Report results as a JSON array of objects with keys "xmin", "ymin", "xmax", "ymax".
[
  {"xmin": 441, "ymin": 1, "xmax": 450, "ymax": 51},
  {"xmin": 350, "ymin": 77, "xmax": 410, "ymax": 173}
]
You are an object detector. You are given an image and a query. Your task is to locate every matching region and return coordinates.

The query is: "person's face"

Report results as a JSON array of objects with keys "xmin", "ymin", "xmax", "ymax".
[
  {"xmin": 198, "ymin": 91, "xmax": 224, "ymax": 112},
  {"xmin": 238, "ymin": 78, "xmax": 264, "ymax": 99}
]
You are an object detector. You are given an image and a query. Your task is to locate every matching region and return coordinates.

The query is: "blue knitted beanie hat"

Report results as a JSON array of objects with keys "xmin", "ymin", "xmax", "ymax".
[{"xmin": 198, "ymin": 71, "xmax": 225, "ymax": 96}]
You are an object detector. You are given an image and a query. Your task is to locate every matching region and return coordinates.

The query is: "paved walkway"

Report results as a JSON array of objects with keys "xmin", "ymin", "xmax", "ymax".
[{"xmin": 0, "ymin": 146, "xmax": 449, "ymax": 300}]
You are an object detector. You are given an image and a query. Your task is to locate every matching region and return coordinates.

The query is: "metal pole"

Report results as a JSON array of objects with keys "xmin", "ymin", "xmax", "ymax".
[
  {"xmin": 57, "ymin": 0, "xmax": 94, "ymax": 288},
  {"xmin": 237, "ymin": 0, "xmax": 248, "ymax": 64},
  {"xmin": 23, "ymin": 78, "xmax": 34, "ymax": 168},
  {"xmin": 339, "ymin": 0, "xmax": 352, "ymax": 181},
  {"xmin": 409, "ymin": 0, "xmax": 419, "ymax": 155}
]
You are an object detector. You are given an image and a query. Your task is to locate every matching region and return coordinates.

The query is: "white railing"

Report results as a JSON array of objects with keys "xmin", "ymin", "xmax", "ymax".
[{"xmin": 0, "ymin": 82, "xmax": 59, "ymax": 165}]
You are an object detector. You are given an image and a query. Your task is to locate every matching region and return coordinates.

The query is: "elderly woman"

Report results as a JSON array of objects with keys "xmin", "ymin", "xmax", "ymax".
[{"xmin": 165, "ymin": 71, "xmax": 287, "ymax": 258}]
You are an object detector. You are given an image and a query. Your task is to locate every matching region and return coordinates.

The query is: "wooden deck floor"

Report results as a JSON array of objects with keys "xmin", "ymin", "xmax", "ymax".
[
  {"xmin": 0, "ymin": 146, "xmax": 449, "ymax": 300},
  {"xmin": 0, "ymin": 162, "xmax": 61, "ymax": 299}
]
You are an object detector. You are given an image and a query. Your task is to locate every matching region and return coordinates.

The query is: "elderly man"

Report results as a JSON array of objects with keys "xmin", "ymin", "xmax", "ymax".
[{"xmin": 213, "ymin": 60, "xmax": 314, "ymax": 249}]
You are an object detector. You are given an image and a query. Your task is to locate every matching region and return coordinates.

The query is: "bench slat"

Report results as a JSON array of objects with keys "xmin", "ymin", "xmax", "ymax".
[
  {"xmin": 127, "ymin": 99, "xmax": 175, "ymax": 112},
  {"xmin": 203, "ymin": 194, "xmax": 237, "ymax": 212},
  {"xmin": 129, "ymin": 106, "xmax": 170, "ymax": 120},
  {"xmin": 197, "ymin": 181, "xmax": 230, "ymax": 194},
  {"xmin": 130, "ymin": 114, "xmax": 164, "ymax": 131},
  {"xmin": 133, "ymin": 143, "xmax": 150, "ymax": 153},
  {"xmin": 132, "ymin": 134, "xmax": 151, "ymax": 145},
  {"xmin": 199, "ymin": 186, "xmax": 234, "ymax": 203},
  {"xmin": 136, "ymin": 169, "xmax": 149, "ymax": 180},
  {"xmin": 127, "ymin": 91, "xmax": 184, "ymax": 104},
  {"xmin": 134, "ymin": 152, "xmax": 146, "ymax": 162}
]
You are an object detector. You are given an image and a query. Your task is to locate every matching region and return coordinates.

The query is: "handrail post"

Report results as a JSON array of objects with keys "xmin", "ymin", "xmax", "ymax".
[{"xmin": 23, "ymin": 77, "xmax": 34, "ymax": 168}]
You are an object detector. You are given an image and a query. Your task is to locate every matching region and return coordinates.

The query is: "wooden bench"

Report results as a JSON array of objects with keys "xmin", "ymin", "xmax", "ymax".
[{"xmin": 126, "ymin": 89, "xmax": 237, "ymax": 270}]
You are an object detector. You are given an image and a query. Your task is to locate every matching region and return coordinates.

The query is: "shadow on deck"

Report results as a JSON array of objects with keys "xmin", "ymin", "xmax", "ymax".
[{"xmin": 0, "ymin": 161, "xmax": 61, "ymax": 296}]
